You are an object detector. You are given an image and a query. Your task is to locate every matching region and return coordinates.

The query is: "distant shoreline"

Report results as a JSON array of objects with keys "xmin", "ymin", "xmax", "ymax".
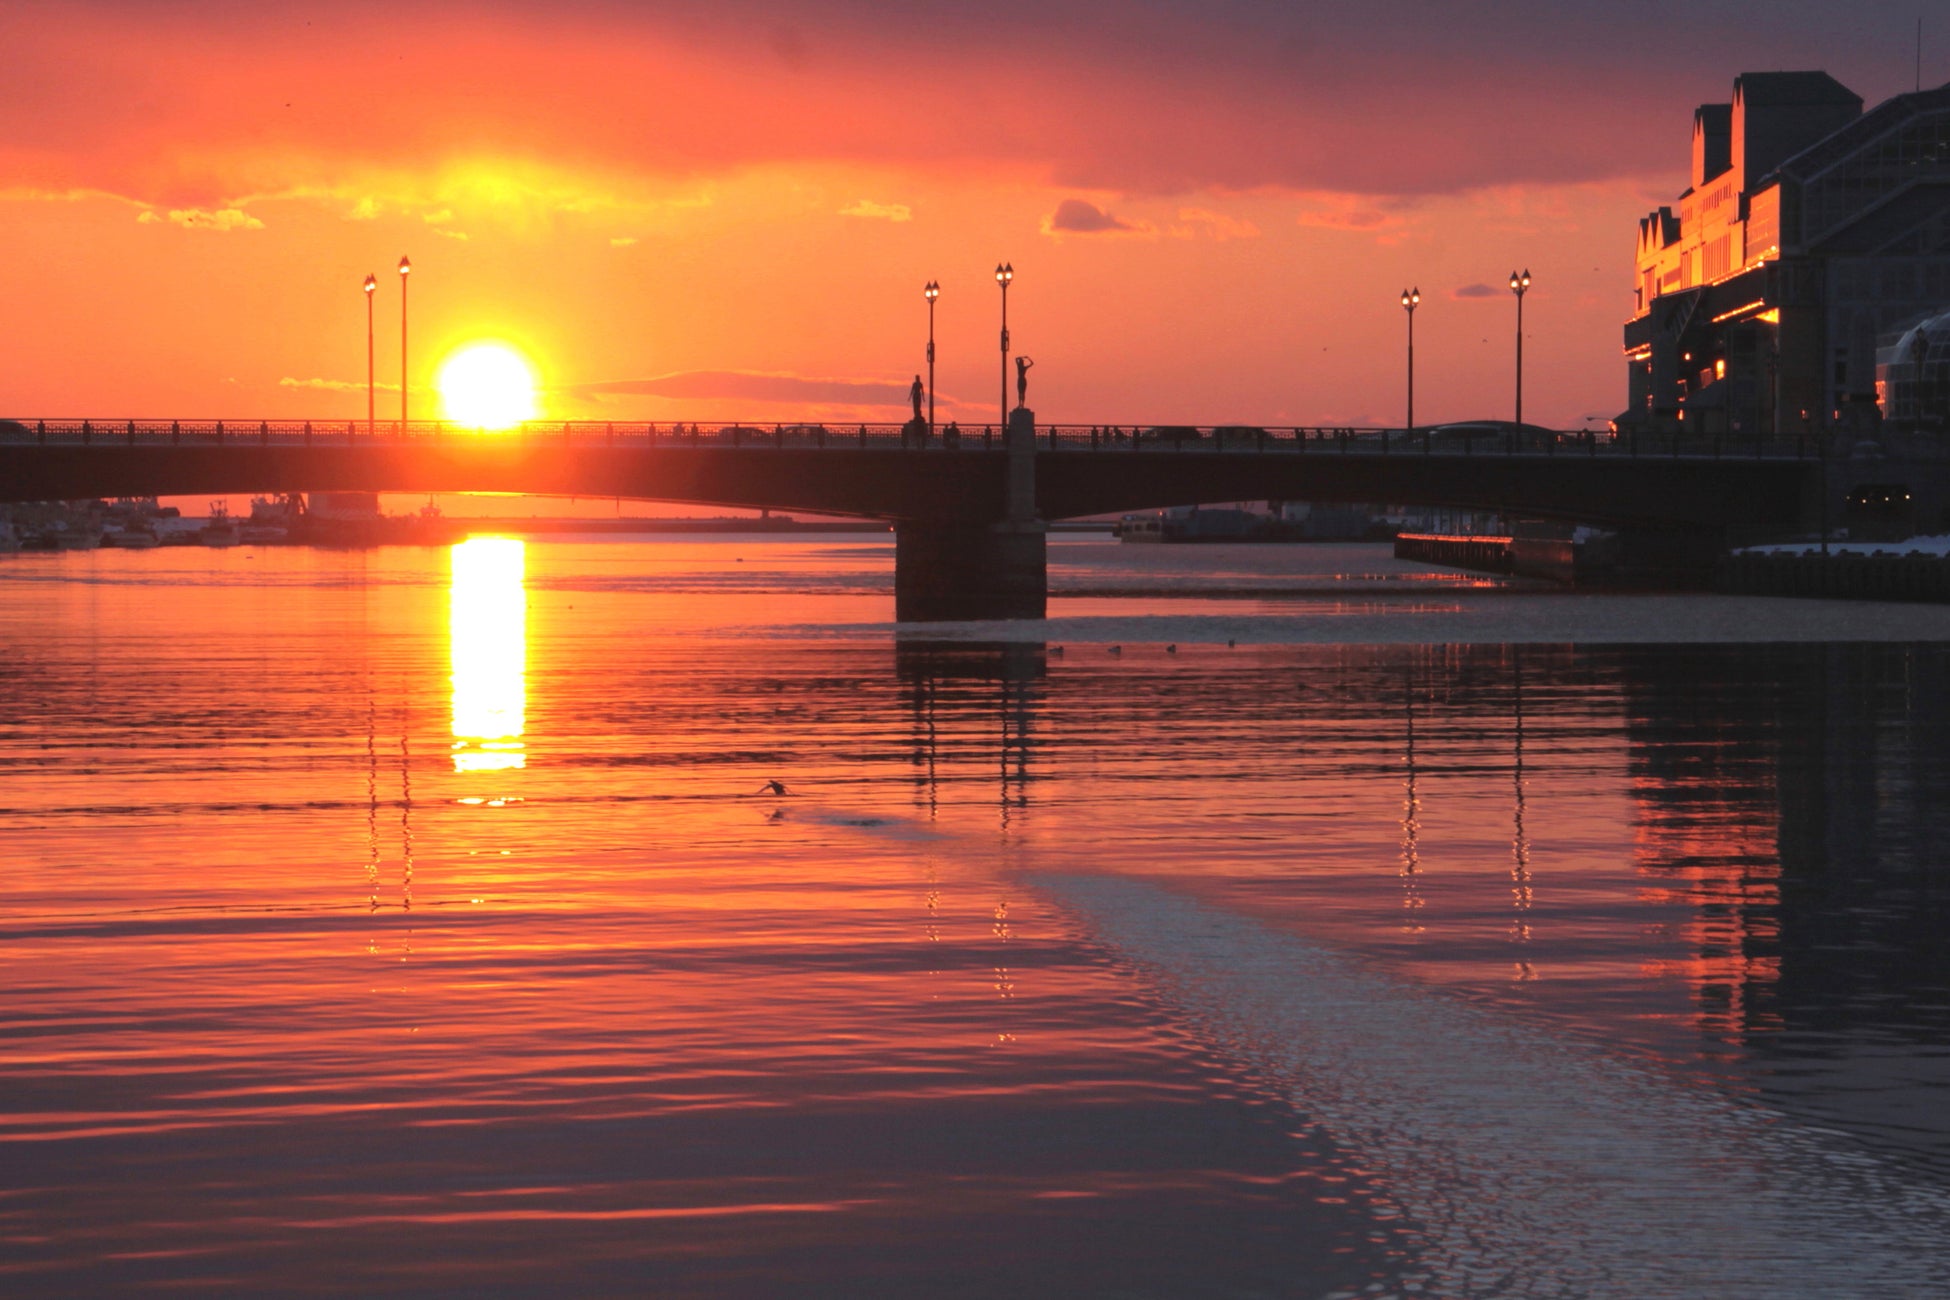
[{"xmin": 401, "ymin": 518, "xmax": 1115, "ymax": 535}]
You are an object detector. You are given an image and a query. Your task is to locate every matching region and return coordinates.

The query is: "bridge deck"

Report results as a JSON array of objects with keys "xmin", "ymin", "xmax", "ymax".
[{"xmin": 1, "ymin": 419, "xmax": 1821, "ymax": 532}]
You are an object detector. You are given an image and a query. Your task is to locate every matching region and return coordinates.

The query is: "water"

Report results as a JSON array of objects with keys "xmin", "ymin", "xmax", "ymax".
[{"xmin": 3, "ymin": 538, "xmax": 1948, "ymax": 1297}]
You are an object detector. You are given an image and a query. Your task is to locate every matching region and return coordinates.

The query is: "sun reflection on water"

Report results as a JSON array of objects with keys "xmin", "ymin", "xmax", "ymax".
[{"xmin": 450, "ymin": 537, "xmax": 526, "ymax": 773}]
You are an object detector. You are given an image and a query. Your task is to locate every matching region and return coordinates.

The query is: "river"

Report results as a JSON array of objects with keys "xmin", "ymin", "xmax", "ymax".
[{"xmin": 3, "ymin": 537, "xmax": 1947, "ymax": 1297}]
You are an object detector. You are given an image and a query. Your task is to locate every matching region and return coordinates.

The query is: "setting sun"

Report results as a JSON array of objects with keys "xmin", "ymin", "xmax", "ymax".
[{"xmin": 437, "ymin": 343, "xmax": 538, "ymax": 430}]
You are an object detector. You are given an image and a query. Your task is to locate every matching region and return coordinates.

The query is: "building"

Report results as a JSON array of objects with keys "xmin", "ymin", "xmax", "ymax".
[{"xmin": 1623, "ymin": 72, "xmax": 1950, "ymax": 437}]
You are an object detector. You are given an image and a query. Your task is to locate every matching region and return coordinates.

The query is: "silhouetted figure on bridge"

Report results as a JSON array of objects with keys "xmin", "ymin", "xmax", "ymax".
[
  {"xmin": 903, "ymin": 375, "xmax": 928, "ymax": 448},
  {"xmin": 1015, "ymin": 356, "xmax": 1034, "ymax": 409}
]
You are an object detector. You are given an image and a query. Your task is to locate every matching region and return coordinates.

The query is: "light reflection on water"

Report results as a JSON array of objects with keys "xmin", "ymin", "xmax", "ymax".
[
  {"xmin": 449, "ymin": 537, "xmax": 526, "ymax": 774},
  {"xmin": 0, "ymin": 540, "xmax": 1947, "ymax": 1295}
]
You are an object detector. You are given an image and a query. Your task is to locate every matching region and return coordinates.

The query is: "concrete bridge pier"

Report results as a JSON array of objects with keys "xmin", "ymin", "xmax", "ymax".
[{"xmin": 894, "ymin": 407, "xmax": 1047, "ymax": 621}]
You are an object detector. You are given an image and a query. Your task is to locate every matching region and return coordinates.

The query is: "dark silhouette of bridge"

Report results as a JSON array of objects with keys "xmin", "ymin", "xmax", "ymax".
[{"xmin": 0, "ymin": 415, "xmax": 1823, "ymax": 618}]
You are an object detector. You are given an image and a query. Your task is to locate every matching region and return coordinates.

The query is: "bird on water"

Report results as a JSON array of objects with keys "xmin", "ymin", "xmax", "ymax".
[{"xmin": 758, "ymin": 780, "xmax": 789, "ymax": 796}]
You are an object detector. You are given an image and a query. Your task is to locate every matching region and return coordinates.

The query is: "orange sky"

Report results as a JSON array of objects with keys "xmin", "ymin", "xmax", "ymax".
[{"xmin": 3, "ymin": 2, "xmax": 1939, "ymax": 430}]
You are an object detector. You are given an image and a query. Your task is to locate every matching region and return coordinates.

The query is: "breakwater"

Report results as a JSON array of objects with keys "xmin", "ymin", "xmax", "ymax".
[{"xmin": 1716, "ymin": 549, "xmax": 1950, "ymax": 602}]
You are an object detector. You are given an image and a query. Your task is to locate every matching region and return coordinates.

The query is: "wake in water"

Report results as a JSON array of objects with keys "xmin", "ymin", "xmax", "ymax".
[{"xmin": 1038, "ymin": 874, "xmax": 1950, "ymax": 1300}]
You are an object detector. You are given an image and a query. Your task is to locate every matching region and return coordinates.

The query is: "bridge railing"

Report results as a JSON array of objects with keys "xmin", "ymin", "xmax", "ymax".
[{"xmin": 0, "ymin": 418, "xmax": 1820, "ymax": 460}]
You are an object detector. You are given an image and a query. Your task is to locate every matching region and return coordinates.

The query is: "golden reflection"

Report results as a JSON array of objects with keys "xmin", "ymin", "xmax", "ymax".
[
  {"xmin": 1399, "ymin": 681, "xmax": 1425, "ymax": 933},
  {"xmin": 450, "ymin": 537, "xmax": 527, "ymax": 773},
  {"xmin": 1511, "ymin": 652, "xmax": 1535, "ymax": 979}
]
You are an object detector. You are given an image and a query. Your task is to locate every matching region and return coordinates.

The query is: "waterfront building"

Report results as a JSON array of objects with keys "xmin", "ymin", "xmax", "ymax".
[{"xmin": 1623, "ymin": 73, "xmax": 1950, "ymax": 437}]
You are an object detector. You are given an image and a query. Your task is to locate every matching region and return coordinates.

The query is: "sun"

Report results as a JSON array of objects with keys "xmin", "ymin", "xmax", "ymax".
[{"xmin": 437, "ymin": 343, "xmax": 539, "ymax": 430}]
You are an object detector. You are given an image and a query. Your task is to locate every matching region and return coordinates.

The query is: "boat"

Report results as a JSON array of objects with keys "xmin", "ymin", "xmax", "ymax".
[
  {"xmin": 102, "ymin": 525, "xmax": 161, "ymax": 549},
  {"xmin": 201, "ymin": 501, "xmax": 240, "ymax": 547},
  {"xmin": 51, "ymin": 524, "xmax": 102, "ymax": 550},
  {"xmin": 239, "ymin": 494, "xmax": 300, "ymax": 545}
]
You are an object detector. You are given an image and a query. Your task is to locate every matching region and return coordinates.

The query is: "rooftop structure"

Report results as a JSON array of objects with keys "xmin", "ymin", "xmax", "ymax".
[{"xmin": 1624, "ymin": 72, "xmax": 1950, "ymax": 437}]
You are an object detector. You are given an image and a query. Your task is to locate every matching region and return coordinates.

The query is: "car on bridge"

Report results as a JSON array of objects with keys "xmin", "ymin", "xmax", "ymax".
[
  {"xmin": 1138, "ymin": 425, "xmax": 1204, "ymax": 444},
  {"xmin": 1425, "ymin": 421, "xmax": 1563, "ymax": 452},
  {"xmin": 1213, "ymin": 425, "xmax": 1269, "ymax": 448}
]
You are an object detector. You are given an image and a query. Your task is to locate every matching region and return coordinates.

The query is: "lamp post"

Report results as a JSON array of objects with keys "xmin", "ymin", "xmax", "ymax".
[
  {"xmin": 924, "ymin": 280, "xmax": 940, "ymax": 439},
  {"xmin": 995, "ymin": 262, "xmax": 1014, "ymax": 428},
  {"xmin": 1400, "ymin": 286, "xmax": 1420, "ymax": 435},
  {"xmin": 1509, "ymin": 268, "xmax": 1531, "ymax": 425},
  {"xmin": 398, "ymin": 255, "xmax": 412, "ymax": 430},
  {"xmin": 363, "ymin": 273, "xmax": 377, "ymax": 438}
]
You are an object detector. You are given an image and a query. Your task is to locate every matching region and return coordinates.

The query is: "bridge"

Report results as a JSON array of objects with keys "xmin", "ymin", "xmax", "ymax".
[{"xmin": 1, "ymin": 414, "xmax": 1825, "ymax": 619}]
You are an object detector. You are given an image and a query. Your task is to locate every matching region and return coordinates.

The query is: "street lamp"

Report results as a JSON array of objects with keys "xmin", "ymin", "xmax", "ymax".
[
  {"xmin": 924, "ymin": 280, "xmax": 940, "ymax": 440},
  {"xmin": 1400, "ymin": 286, "xmax": 1420, "ymax": 435},
  {"xmin": 995, "ymin": 262, "xmax": 1014, "ymax": 429},
  {"xmin": 398, "ymin": 255, "xmax": 412, "ymax": 430},
  {"xmin": 363, "ymin": 273, "xmax": 377, "ymax": 438},
  {"xmin": 1509, "ymin": 268, "xmax": 1531, "ymax": 425}
]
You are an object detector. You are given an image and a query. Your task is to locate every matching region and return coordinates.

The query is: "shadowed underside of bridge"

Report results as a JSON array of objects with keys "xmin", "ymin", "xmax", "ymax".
[
  {"xmin": 0, "ymin": 442, "xmax": 1818, "ymax": 532},
  {"xmin": 0, "ymin": 439, "xmax": 1820, "ymax": 619}
]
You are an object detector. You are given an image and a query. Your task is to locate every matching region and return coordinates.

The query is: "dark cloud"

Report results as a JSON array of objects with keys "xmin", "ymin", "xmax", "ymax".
[
  {"xmin": 1047, "ymin": 198, "xmax": 1137, "ymax": 233},
  {"xmin": 559, "ymin": 370, "xmax": 912, "ymax": 406},
  {"xmin": 1452, "ymin": 283, "xmax": 1499, "ymax": 299},
  {"xmin": 2, "ymin": 2, "xmax": 1935, "ymax": 203}
]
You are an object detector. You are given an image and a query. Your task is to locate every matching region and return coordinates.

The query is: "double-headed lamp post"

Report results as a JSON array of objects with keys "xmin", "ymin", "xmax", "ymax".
[
  {"xmin": 398, "ymin": 255, "xmax": 412, "ymax": 429},
  {"xmin": 1400, "ymin": 286, "xmax": 1420, "ymax": 435},
  {"xmin": 924, "ymin": 280, "xmax": 940, "ymax": 439},
  {"xmin": 363, "ymin": 273, "xmax": 377, "ymax": 438},
  {"xmin": 1509, "ymin": 268, "xmax": 1531, "ymax": 426},
  {"xmin": 995, "ymin": 262, "xmax": 1014, "ymax": 428}
]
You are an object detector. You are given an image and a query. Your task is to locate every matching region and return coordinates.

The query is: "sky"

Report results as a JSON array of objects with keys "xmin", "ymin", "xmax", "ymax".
[{"xmin": 3, "ymin": 0, "xmax": 1944, "ymax": 431}]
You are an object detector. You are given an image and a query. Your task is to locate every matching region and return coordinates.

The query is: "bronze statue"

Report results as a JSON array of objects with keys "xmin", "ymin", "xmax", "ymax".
[
  {"xmin": 1015, "ymin": 356, "xmax": 1034, "ymax": 408},
  {"xmin": 909, "ymin": 374, "xmax": 925, "ymax": 423}
]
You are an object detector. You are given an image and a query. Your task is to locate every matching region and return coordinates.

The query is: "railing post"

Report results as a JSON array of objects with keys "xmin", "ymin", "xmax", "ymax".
[
  {"xmin": 82, "ymin": 420, "xmax": 91, "ymax": 446},
  {"xmin": 563, "ymin": 421, "xmax": 571, "ymax": 447},
  {"xmin": 37, "ymin": 420, "xmax": 45, "ymax": 445},
  {"xmin": 817, "ymin": 426, "xmax": 826, "ymax": 449},
  {"xmin": 649, "ymin": 423, "xmax": 658, "ymax": 447},
  {"xmin": 126, "ymin": 420, "xmax": 135, "ymax": 446},
  {"xmin": 346, "ymin": 421, "xmax": 354, "ymax": 444},
  {"xmin": 304, "ymin": 420, "xmax": 312, "ymax": 447},
  {"xmin": 605, "ymin": 421, "xmax": 613, "ymax": 446},
  {"xmin": 260, "ymin": 420, "xmax": 268, "ymax": 446},
  {"xmin": 984, "ymin": 425, "xmax": 993, "ymax": 451},
  {"xmin": 775, "ymin": 423, "xmax": 783, "ymax": 450},
  {"xmin": 859, "ymin": 423, "xmax": 867, "ymax": 449},
  {"xmin": 171, "ymin": 420, "xmax": 180, "ymax": 446}
]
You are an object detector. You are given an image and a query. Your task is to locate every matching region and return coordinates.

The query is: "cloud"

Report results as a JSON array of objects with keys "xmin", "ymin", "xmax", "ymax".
[
  {"xmin": 839, "ymin": 199, "xmax": 911, "ymax": 222},
  {"xmin": 135, "ymin": 206, "xmax": 264, "ymax": 231},
  {"xmin": 559, "ymin": 370, "xmax": 915, "ymax": 407},
  {"xmin": 609, "ymin": 236, "xmax": 638, "ymax": 247},
  {"xmin": 280, "ymin": 376, "xmax": 400, "ymax": 393},
  {"xmin": 1172, "ymin": 207, "xmax": 1259, "ymax": 240},
  {"xmin": 0, "ymin": 3, "xmax": 1896, "ymax": 212},
  {"xmin": 422, "ymin": 207, "xmax": 455, "ymax": 224},
  {"xmin": 432, "ymin": 227, "xmax": 469, "ymax": 241},
  {"xmin": 1045, "ymin": 198, "xmax": 1142, "ymax": 235},
  {"xmin": 1451, "ymin": 283, "xmax": 1500, "ymax": 299}
]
